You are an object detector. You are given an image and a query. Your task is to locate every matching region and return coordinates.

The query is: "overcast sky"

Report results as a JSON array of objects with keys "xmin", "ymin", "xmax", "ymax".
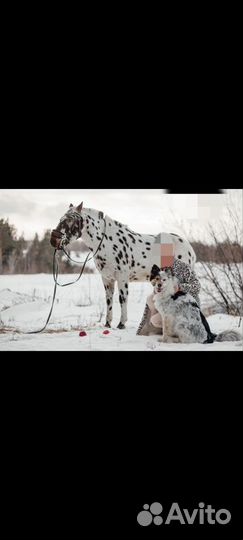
[{"xmin": 0, "ymin": 189, "xmax": 242, "ymax": 243}]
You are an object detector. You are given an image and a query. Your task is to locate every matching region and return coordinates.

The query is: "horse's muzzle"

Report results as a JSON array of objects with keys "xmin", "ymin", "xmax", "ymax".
[{"xmin": 50, "ymin": 230, "xmax": 63, "ymax": 249}]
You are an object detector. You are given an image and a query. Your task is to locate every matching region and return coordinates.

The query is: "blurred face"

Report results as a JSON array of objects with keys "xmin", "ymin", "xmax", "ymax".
[{"xmin": 151, "ymin": 236, "xmax": 175, "ymax": 269}]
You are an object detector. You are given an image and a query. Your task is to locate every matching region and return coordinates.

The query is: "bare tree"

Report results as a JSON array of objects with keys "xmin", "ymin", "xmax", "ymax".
[
  {"xmin": 169, "ymin": 194, "xmax": 243, "ymax": 316},
  {"xmin": 194, "ymin": 198, "xmax": 243, "ymax": 316}
]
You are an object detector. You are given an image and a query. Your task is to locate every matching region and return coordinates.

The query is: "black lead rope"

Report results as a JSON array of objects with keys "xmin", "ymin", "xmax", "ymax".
[
  {"xmin": 26, "ymin": 250, "xmax": 59, "ymax": 334},
  {"xmin": 26, "ymin": 219, "xmax": 106, "ymax": 334}
]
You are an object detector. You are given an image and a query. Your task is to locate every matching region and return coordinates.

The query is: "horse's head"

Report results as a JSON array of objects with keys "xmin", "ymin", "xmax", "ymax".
[{"xmin": 50, "ymin": 202, "xmax": 84, "ymax": 250}]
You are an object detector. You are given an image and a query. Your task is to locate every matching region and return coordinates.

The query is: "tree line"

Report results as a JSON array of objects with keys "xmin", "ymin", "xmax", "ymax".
[
  {"xmin": 0, "ymin": 219, "xmax": 93, "ymax": 274},
  {"xmin": 190, "ymin": 241, "xmax": 243, "ymax": 263},
  {"xmin": 0, "ymin": 218, "xmax": 242, "ymax": 275}
]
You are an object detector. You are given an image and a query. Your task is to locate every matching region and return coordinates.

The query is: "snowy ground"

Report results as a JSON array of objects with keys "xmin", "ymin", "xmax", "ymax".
[{"xmin": 0, "ymin": 273, "xmax": 242, "ymax": 351}]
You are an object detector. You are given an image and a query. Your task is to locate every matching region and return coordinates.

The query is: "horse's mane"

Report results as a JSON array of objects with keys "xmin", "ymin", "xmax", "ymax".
[
  {"xmin": 83, "ymin": 208, "xmax": 124, "ymax": 225},
  {"xmin": 82, "ymin": 208, "xmax": 155, "ymax": 237},
  {"xmin": 83, "ymin": 207, "xmax": 104, "ymax": 220}
]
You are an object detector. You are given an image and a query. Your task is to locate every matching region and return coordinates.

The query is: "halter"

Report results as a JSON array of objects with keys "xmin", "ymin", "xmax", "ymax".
[
  {"xmin": 51, "ymin": 211, "xmax": 84, "ymax": 248},
  {"xmin": 51, "ymin": 210, "xmax": 105, "ymax": 249},
  {"xmin": 60, "ymin": 211, "xmax": 84, "ymax": 223}
]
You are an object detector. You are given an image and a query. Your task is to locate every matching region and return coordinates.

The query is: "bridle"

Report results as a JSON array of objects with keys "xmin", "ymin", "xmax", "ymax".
[{"xmin": 51, "ymin": 211, "xmax": 84, "ymax": 249}]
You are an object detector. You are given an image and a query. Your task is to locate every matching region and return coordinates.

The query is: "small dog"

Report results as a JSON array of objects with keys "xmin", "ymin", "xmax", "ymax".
[
  {"xmin": 137, "ymin": 259, "xmax": 201, "ymax": 336},
  {"xmin": 153, "ymin": 268, "xmax": 242, "ymax": 343}
]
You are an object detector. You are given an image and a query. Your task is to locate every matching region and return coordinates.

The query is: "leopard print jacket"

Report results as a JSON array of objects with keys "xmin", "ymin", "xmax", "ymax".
[{"xmin": 137, "ymin": 259, "xmax": 201, "ymax": 335}]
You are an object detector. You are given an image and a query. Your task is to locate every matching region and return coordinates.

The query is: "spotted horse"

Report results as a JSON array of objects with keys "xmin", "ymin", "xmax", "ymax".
[{"xmin": 50, "ymin": 203, "xmax": 197, "ymax": 329}]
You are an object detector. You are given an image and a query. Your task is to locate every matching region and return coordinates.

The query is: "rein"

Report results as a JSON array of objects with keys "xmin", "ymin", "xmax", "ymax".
[{"xmin": 26, "ymin": 217, "xmax": 106, "ymax": 334}]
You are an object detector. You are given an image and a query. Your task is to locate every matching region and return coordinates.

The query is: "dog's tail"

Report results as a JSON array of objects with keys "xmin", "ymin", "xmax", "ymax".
[{"xmin": 215, "ymin": 330, "xmax": 242, "ymax": 342}]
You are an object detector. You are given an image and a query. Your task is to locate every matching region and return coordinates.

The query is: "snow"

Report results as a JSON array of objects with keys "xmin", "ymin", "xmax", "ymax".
[{"xmin": 0, "ymin": 273, "xmax": 242, "ymax": 351}]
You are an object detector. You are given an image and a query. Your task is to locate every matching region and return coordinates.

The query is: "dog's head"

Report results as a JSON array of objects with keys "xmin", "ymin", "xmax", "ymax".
[{"xmin": 150, "ymin": 264, "xmax": 178, "ymax": 294}]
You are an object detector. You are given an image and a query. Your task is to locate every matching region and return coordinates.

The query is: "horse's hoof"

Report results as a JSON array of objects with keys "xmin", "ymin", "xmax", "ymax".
[
  {"xmin": 105, "ymin": 322, "xmax": 111, "ymax": 328},
  {"xmin": 117, "ymin": 322, "xmax": 125, "ymax": 330}
]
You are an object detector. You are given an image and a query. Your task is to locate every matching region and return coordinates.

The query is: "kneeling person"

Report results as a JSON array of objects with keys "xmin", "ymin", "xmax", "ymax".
[{"xmin": 136, "ymin": 258, "xmax": 201, "ymax": 336}]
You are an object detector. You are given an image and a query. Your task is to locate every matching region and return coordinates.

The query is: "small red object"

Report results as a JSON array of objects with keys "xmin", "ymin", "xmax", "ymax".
[
  {"xmin": 79, "ymin": 331, "xmax": 87, "ymax": 337},
  {"xmin": 103, "ymin": 330, "xmax": 110, "ymax": 335}
]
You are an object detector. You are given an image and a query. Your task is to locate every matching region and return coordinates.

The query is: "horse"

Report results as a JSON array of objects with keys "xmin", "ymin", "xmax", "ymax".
[{"xmin": 50, "ymin": 202, "xmax": 197, "ymax": 329}]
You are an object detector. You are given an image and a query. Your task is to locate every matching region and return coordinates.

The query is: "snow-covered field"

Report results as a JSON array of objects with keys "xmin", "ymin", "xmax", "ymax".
[{"xmin": 0, "ymin": 271, "xmax": 242, "ymax": 351}]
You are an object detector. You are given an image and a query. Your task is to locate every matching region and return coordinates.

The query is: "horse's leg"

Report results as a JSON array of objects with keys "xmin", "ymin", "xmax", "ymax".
[
  {"xmin": 117, "ymin": 275, "xmax": 129, "ymax": 329},
  {"xmin": 102, "ymin": 277, "xmax": 115, "ymax": 328}
]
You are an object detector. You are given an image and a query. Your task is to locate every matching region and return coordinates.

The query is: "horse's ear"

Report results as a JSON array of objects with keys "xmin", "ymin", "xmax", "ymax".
[
  {"xmin": 69, "ymin": 204, "xmax": 73, "ymax": 208},
  {"xmin": 150, "ymin": 264, "xmax": 160, "ymax": 281},
  {"xmin": 77, "ymin": 202, "xmax": 83, "ymax": 213}
]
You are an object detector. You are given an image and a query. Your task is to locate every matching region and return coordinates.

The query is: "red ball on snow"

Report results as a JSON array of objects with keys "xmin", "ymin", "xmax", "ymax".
[
  {"xmin": 103, "ymin": 330, "xmax": 110, "ymax": 335},
  {"xmin": 79, "ymin": 331, "xmax": 87, "ymax": 337}
]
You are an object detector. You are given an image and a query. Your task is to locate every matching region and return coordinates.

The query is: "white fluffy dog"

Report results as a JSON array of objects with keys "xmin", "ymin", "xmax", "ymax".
[{"xmin": 154, "ymin": 268, "xmax": 241, "ymax": 344}]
